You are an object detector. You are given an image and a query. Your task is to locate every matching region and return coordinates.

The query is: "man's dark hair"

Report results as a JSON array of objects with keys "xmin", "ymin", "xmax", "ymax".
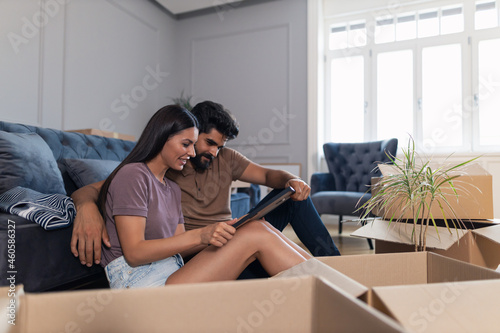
[{"xmin": 191, "ymin": 101, "xmax": 239, "ymax": 140}]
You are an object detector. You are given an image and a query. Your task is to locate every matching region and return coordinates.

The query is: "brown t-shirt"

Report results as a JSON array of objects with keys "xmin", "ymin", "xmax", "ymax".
[{"xmin": 166, "ymin": 147, "xmax": 251, "ymax": 230}]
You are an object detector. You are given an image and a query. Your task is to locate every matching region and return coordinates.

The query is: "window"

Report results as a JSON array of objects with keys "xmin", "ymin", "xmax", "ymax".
[
  {"xmin": 324, "ymin": 0, "xmax": 500, "ymax": 153},
  {"xmin": 478, "ymin": 38, "xmax": 500, "ymax": 145},
  {"xmin": 328, "ymin": 56, "xmax": 364, "ymax": 142},
  {"xmin": 421, "ymin": 43, "xmax": 463, "ymax": 149},
  {"xmin": 475, "ymin": 1, "xmax": 498, "ymax": 30},
  {"xmin": 376, "ymin": 50, "xmax": 413, "ymax": 142}
]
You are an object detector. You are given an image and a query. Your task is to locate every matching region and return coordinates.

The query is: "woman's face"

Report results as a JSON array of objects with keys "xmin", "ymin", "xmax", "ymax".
[{"xmin": 160, "ymin": 127, "xmax": 198, "ymax": 171}]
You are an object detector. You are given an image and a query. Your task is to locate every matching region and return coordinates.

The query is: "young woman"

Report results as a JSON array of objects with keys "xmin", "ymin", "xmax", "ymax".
[{"xmin": 98, "ymin": 105, "xmax": 311, "ymax": 288}]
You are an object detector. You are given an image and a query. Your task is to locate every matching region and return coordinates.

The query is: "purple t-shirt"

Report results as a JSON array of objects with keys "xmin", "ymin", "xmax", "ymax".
[{"xmin": 101, "ymin": 163, "xmax": 184, "ymax": 267}]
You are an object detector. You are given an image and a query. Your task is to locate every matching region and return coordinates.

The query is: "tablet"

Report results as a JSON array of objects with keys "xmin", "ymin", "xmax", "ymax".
[{"xmin": 232, "ymin": 186, "xmax": 295, "ymax": 228}]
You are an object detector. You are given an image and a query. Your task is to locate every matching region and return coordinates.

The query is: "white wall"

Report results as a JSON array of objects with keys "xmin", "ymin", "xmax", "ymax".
[
  {"xmin": 175, "ymin": 0, "xmax": 309, "ymax": 177},
  {"xmin": 0, "ymin": 0, "xmax": 177, "ymax": 139}
]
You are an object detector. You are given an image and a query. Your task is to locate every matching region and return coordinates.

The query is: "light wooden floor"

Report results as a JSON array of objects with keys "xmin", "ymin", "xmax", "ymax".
[{"xmin": 282, "ymin": 215, "xmax": 374, "ymax": 256}]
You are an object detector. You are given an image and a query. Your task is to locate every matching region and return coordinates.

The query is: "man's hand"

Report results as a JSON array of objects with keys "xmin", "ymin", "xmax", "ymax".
[
  {"xmin": 70, "ymin": 202, "xmax": 110, "ymax": 266},
  {"xmin": 239, "ymin": 162, "xmax": 310, "ymax": 201},
  {"xmin": 70, "ymin": 181, "xmax": 108, "ymax": 267},
  {"xmin": 286, "ymin": 179, "xmax": 311, "ymax": 201}
]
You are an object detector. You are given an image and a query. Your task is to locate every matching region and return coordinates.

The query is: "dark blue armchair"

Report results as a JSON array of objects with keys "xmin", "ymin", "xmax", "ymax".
[{"xmin": 310, "ymin": 139, "xmax": 398, "ymax": 247}]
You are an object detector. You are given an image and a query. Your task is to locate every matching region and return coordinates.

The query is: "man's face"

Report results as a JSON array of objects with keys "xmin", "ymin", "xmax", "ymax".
[{"xmin": 191, "ymin": 128, "xmax": 228, "ymax": 170}]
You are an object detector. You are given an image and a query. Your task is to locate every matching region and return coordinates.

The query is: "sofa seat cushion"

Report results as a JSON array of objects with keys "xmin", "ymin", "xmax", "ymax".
[
  {"xmin": 63, "ymin": 159, "xmax": 120, "ymax": 188},
  {"xmin": 311, "ymin": 191, "xmax": 371, "ymax": 216},
  {"xmin": 0, "ymin": 131, "xmax": 66, "ymax": 195}
]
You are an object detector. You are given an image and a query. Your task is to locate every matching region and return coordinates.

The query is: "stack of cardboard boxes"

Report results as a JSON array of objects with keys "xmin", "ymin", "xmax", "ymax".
[
  {"xmin": 3, "ymin": 253, "xmax": 499, "ymax": 332},
  {"xmin": 2, "ymin": 163, "xmax": 499, "ymax": 332},
  {"xmin": 352, "ymin": 163, "xmax": 500, "ymax": 270}
]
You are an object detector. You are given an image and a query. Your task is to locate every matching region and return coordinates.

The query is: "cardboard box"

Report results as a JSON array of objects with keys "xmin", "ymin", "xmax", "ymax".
[
  {"xmin": 371, "ymin": 279, "xmax": 500, "ymax": 332},
  {"xmin": 307, "ymin": 253, "xmax": 500, "ymax": 332},
  {"xmin": 373, "ymin": 163, "xmax": 493, "ymax": 220},
  {"xmin": 66, "ymin": 128, "xmax": 135, "ymax": 141},
  {"xmin": 351, "ymin": 219, "xmax": 500, "ymax": 269},
  {"xmin": 0, "ymin": 276, "xmax": 406, "ymax": 333},
  {"xmin": 317, "ymin": 251, "xmax": 500, "ymax": 290}
]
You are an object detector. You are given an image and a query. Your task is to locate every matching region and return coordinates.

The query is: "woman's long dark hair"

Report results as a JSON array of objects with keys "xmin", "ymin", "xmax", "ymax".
[{"xmin": 98, "ymin": 105, "xmax": 198, "ymax": 214}]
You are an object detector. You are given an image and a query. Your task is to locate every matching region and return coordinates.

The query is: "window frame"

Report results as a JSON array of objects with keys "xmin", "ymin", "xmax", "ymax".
[{"xmin": 322, "ymin": 0, "xmax": 500, "ymax": 154}]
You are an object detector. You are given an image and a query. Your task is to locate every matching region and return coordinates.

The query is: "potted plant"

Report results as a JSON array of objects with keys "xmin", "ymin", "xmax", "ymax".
[
  {"xmin": 171, "ymin": 90, "xmax": 194, "ymax": 111},
  {"xmin": 358, "ymin": 138, "xmax": 480, "ymax": 251}
]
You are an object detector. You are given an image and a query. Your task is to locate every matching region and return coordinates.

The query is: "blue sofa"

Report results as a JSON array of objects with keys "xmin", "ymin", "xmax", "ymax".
[{"xmin": 0, "ymin": 121, "xmax": 256, "ymax": 292}]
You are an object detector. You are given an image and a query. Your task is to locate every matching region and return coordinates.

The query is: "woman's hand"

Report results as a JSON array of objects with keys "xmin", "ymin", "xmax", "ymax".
[{"xmin": 200, "ymin": 220, "xmax": 237, "ymax": 247}]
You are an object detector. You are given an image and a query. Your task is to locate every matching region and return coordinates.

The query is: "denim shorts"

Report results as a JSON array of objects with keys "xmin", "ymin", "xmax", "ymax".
[{"xmin": 104, "ymin": 254, "xmax": 184, "ymax": 289}]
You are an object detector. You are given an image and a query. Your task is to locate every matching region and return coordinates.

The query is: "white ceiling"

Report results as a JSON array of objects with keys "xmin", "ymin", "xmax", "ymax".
[{"xmin": 155, "ymin": 0, "xmax": 242, "ymax": 15}]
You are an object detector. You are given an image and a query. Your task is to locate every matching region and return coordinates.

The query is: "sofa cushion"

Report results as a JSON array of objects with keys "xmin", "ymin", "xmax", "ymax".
[
  {"xmin": 63, "ymin": 159, "xmax": 120, "ymax": 188},
  {"xmin": 0, "ymin": 131, "xmax": 66, "ymax": 195}
]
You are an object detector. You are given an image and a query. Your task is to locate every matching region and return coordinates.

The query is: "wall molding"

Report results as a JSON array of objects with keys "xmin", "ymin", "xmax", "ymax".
[
  {"xmin": 106, "ymin": 0, "xmax": 160, "ymax": 33},
  {"xmin": 307, "ymin": 0, "xmax": 323, "ymax": 182},
  {"xmin": 190, "ymin": 23, "xmax": 292, "ymax": 146}
]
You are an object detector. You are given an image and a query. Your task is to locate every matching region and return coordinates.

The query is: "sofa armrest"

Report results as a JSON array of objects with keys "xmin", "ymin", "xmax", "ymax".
[{"xmin": 310, "ymin": 172, "xmax": 336, "ymax": 195}]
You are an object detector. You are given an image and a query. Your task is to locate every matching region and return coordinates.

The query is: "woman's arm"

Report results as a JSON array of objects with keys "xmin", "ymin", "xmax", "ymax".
[
  {"xmin": 115, "ymin": 216, "xmax": 236, "ymax": 267},
  {"xmin": 174, "ymin": 224, "xmax": 207, "ymax": 258}
]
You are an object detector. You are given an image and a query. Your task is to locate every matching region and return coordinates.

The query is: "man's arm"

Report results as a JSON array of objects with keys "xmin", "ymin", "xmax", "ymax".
[
  {"xmin": 70, "ymin": 180, "xmax": 110, "ymax": 267},
  {"xmin": 238, "ymin": 162, "xmax": 311, "ymax": 201}
]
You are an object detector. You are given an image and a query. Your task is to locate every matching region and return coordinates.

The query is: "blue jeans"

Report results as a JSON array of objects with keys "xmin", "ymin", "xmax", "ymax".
[
  {"xmin": 261, "ymin": 189, "xmax": 341, "ymax": 257},
  {"xmin": 238, "ymin": 189, "xmax": 340, "ymax": 279}
]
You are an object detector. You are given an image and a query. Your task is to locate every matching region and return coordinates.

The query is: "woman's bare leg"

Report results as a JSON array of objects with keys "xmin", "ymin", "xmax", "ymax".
[
  {"xmin": 165, "ymin": 221, "xmax": 308, "ymax": 284},
  {"xmin": 261, "ymin": 220, "xmax": 313, "ymax": 259}
]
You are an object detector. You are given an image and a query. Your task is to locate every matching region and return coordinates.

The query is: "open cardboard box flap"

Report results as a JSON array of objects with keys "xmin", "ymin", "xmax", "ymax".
[
  {"xmin": 1, "ymin": 276, "xmax": 406, "ymax": 333},
  {"xmin": 351, "ymin": 219, "xmax": 468, "ymax": 250},
  {"xmin": 317, "ymin": 251, "xmax": 500, "ymax": 288},
  {"xmin": 371, "ymin": 279, "xmax": 500, "ymax": 333},
  {"xmin": 351, "ymin": 219, "xmax": 500, "ymax": 269},
  {"xmin": 273, "ymin": 258, "xmax": 368, "ymax": 298},
  {"xmin": 472, "ymin": 223, "xmax": 500, "ymax": 242}
]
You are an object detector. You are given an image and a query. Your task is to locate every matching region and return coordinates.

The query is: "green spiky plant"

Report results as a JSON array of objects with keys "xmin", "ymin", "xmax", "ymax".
[
  {"xmin": 358, "ymin": 137, "xmax": 480, "ymax": 252},
  {"xmin": 171, "ymin": 90, "xmax": 193, "ymax": 111}
]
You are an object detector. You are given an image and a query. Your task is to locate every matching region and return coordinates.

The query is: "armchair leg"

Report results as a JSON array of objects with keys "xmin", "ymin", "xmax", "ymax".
[
  {"xmin": 338, "ymin": 215, "xmax": 343, "ymax": 234},
  {"xmin": 360, "ymin": 219, "xmax": 374, "ymax": 250}
]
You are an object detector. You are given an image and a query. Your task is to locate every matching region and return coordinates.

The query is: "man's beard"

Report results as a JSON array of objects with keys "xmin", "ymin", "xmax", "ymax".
[{"xmin": 191, "ymin": 153, "xmax": 214, "ymax": 170}]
